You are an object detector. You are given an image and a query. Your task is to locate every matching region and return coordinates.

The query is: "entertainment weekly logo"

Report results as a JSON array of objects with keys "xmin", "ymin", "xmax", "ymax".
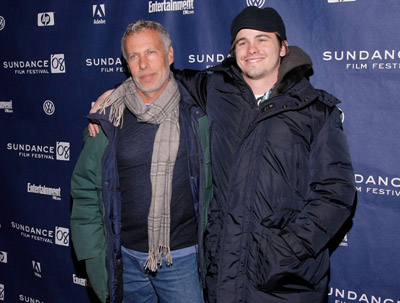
[
  {"xmin": 2, "ymin": 54, "xmax": 66, "ymax": 75},
  {"xmin": 73, "ymin": 274, "xmax": 91, "ymax": 287},
  {"xmin": 323, "ymin": 49, "xmax": 400, "ymax": 71},
  {"xmin": 11, "ymin": 221, "xmax": 70, "ymax": 247},
  {"xmin": 355, "ymin": 173, "xmax": 400, "ymax": 198},
  {"xmin": 148, "ymin": 0, "xmax": 194, "ymax": 15},
  {"xmin": 6, "ymin": 141, "xmax": 70, "ymax": 161},
  {"xmin": 329, "ymin": 287, "xmax": 400, "ymax": 303},
  {"xmin": 27, "ymin": 183, "xmax": 61, "ymax": 201},
  {"xmin": 0, "ymin": 100, "xmax": 13, "ymax": 113}
]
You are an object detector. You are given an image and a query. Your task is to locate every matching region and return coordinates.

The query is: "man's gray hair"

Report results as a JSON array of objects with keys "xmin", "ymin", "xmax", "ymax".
[{"xmin": 121, "ymin": 20, "xmax": 172, "ymax": 60}]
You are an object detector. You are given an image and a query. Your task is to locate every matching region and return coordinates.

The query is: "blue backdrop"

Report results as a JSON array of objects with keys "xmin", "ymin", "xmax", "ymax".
[{"xmin": 1, "ymin": 0, "xmax": 400, "ymax": 302}]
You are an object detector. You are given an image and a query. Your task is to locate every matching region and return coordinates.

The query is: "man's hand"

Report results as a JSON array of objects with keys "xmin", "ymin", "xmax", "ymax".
[{"xmin": 88, "ymin": 89, "xmax": 114, "ymax": 137}]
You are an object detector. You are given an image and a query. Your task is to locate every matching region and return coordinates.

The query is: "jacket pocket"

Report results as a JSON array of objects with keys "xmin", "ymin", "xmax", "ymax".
[{"xmin": 247, "ymin": 210, "xmax": 329, "ymax": 293}]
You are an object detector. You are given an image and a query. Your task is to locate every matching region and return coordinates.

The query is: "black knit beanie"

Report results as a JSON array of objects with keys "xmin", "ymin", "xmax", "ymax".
[{"xmin": 230, "ymin": 6, "xmax": 286, "ymax": 43}]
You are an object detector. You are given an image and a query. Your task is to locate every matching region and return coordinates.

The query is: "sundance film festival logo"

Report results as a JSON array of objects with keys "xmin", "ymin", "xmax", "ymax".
[
  {"xmin": 93, "ymin": 4, "xmax": 106, "ymax": 24},
  {"xmin": 355, "ymin": 173, "xmax": 400, "ymax": 197},
  {"xmin": 329, "ymin": 287, "xmax": 400, "ymax": 303},
  {"xmin": 246, "ymin": 0, "xmax": 265, "ymax": 8},
  {"xmin": 11, "ymin": 221, "xmax": 70, "ymax": 246},
  {"xmin": 2, "ymin": 54, "xmax": 66, "ymax": 75},
  {"xmin": 55, "ymin": 226, "xmax": 69, "ymax": 246},
  {"xmin": 19, "ymin": 295, "xmax": 45, "ymax": 303},
  {"xmin": 50, "ymin": 54, "xmax": 66, "ymax": 73},
  {"xmin": 43, "ymin": 100, "xmax": 55, "ymax": 115},
  {"xmin": 148, "ymin": 0, "xmax": 194, "ymax": 15},
  {"xmin": 188, "ymin": 53, "xmax": 226, "ymax": 68},
  {"xmin": 323, "ymin": 48, "xmax": 400, "ymax": 71},
  {"xmin": 0, "ymin": 16, "xmax": 5, "ymax": 31},
  {"xmin": 6, "ymin": 141, "xmax": 70, "ymax": 161},
  {"xmin": 0, "ymin": 251, "xmax": 7, "ymax": 263},
  {"xmin": 56, "ymin": 141, "xmax": 70, "ymax": 161},
  {"xmin": 37, "ymin": 12, "xmax": 55, "ymax": 26},
  {"xmin": 85, "ymin": 57, "xmax": 125, "ymax": 73},
  {"xmin": 32, "ymin": 261, "xmax": 42, "ymax": 278}
]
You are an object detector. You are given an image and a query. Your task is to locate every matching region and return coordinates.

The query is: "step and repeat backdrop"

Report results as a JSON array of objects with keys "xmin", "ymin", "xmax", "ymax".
[{"xmin": 1, "ymin": 0, "xmax": 400, "ymax": 302}]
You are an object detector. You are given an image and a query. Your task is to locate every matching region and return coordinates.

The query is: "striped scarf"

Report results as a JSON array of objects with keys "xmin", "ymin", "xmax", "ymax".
[{"xmin": 99, "ymin": 73, "xmax": 180, "ymax": 271}]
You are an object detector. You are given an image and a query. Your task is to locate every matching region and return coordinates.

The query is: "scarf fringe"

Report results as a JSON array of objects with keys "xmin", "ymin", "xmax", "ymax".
[
  {"xmin": 98, "ymin": 95, "xmax": 126, "ymax": 127},
  {"xmin": 144, "ymin": 245, "xmax": 172, "ymax": 272}
]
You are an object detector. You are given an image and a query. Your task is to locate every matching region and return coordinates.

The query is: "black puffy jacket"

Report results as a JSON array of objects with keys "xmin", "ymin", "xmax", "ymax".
[{"xmin": 177, "ymin": 46, "xmax": 356, "ymax": 303}]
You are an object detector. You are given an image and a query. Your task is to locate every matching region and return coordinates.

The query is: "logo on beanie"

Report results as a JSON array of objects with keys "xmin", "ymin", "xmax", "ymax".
[{"xmin": 246, "ymin": 0, "xmax": 265, "ymax": 8}]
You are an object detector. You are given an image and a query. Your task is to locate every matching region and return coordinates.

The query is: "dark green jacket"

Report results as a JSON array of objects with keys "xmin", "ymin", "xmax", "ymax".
[{"xmin": 70, "ymin": 82, "xmax": 212, "ymax": 302}]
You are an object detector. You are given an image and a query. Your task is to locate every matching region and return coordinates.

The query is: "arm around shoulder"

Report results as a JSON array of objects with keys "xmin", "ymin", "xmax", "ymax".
[
  {"xmin": 88, "ymin": 89, "xmax": 114, "ymax": 137},
  {"xmin": 173, "ymin": 68, "xmax": 209, "ymax": 111}
]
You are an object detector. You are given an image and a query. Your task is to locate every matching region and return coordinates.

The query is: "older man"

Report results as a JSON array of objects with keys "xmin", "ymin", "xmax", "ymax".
[{"xmin": 71, "ymin": 20, "xmax": 211, "ymax": 303}]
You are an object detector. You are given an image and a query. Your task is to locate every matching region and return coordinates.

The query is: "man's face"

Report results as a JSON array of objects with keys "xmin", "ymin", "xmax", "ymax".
[
  {"xmin": 125, "ymin": 29, "xmax": 174, "ymax": 101},
  {"xmin": 233, "ymin": 28, "xmax": 286, "ymax": 83}
]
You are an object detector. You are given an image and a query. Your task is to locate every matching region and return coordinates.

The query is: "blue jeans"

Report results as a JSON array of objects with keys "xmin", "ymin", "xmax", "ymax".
[{"xmin": 121, "ymin": 246, "xmax": 204, "ymax": 303}]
